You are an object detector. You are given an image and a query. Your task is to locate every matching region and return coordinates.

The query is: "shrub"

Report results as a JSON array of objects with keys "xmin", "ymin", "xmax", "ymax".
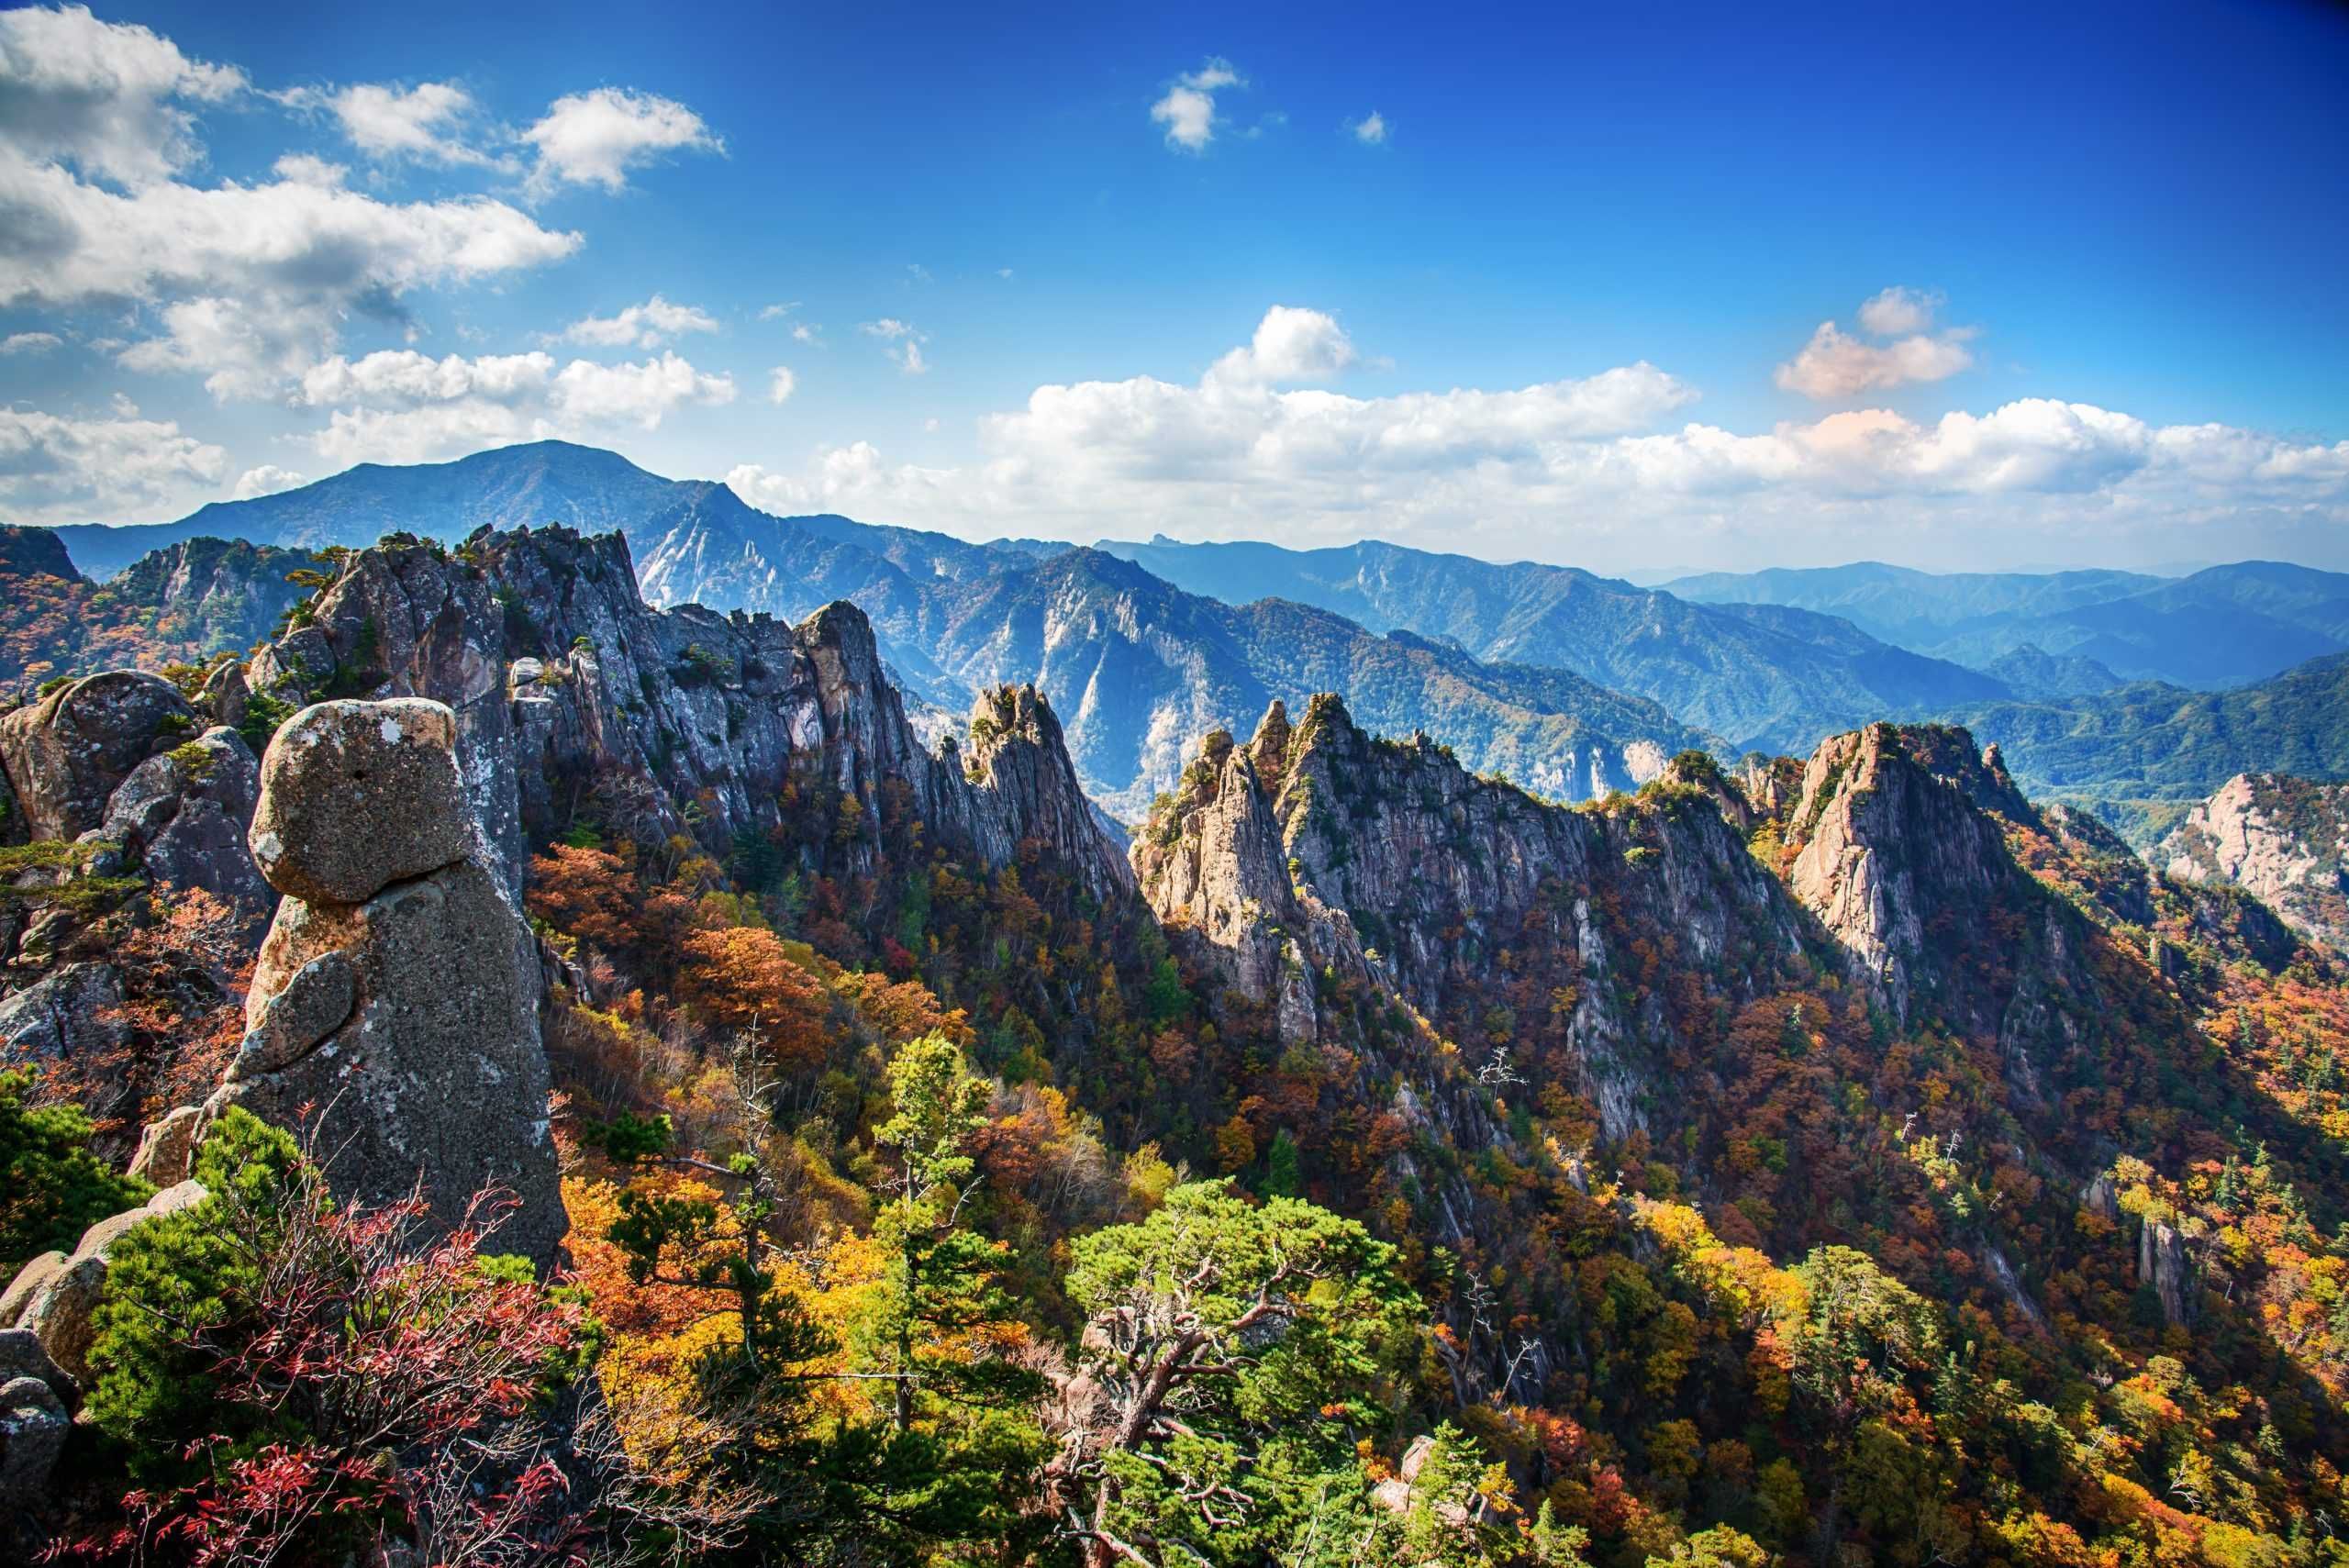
[{"xmin": 0, "ymin": 1067, "xmax": 150, "ymax": 1277}]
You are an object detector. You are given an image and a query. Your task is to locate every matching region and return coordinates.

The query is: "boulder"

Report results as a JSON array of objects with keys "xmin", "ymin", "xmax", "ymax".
[
  {"xmin": 232, "ymin": 949, "xmax": 355, "ymax": 1076},
  {"xmin": 13, "ymin": 1178, "xmax": 207, "ymax": 1382},
  {"xmin": 0, "ymin": 671, "xmax": 197, "ymax": 841},
  {"xmin": 0, "ymin": 1256, "xmax": 61, "ymax": 1330},
  {"xmin": 128, "ymin": 1104, "xmax": 204, "ymax": 1186},
  {"xmin": 0, "ymin": 1329, "xmax": 71, "ymax": 1400},
  {"xmin": 198, "ymin": 659, "xmax": 249, "ymax": 731},
  {"xmin": 0, "ymin": 1374, "xmax": 66, "ymax": 1507},
  {"xmin": 246, "ymin": 699, "xmax": 471, "ymax": 905},
  {"xmin": 212, "ymin": 861, "xmax": 562, "ymax": 1265},
  {"xmin": 98, "ymin": 726, "xmax": 272, "ymax": 932},
  {"xmin": 0, "ymin": 962, "xmax": 128, "ymax": 1068}
]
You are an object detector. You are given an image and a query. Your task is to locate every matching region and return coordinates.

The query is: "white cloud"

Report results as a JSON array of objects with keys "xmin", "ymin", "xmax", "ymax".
[
  {"xmin": 1776, "ymin": 290, "xmax": 1976, "ymax": 400},
  {"xmin": 231, "ymin": 463, "xmax": 305, "ymax": 499},
  {"xmin": 0, "ymin": 406, "xmax": 225, "ymax": 521},
  {"xmin": 711, "ymin": 306, "xmax": 2349, "ymax": 571},
  {"xmin": 1348, "ymin": 111, "xmax": 1387, "ymax": 145},
  {"xmin": 0, "ymin": 5, "xmax": 245, "ymax": 187},
  {"xmin": 523, "ymin": 87, "xmax": 720, "ymax": 195},
  {"xmin": 270, "ymin": 151, "xmax": 346, "ymax": 186},
  {"xmin": 757, "ymin": 300, "xmax": 800, "ymax": 320},
  {"xmin": 791, "ymin": 323, "xmax": 818, "ymax": 343},
  {"xmin": 861, "ymin": 318, "xmax": 929, "ymax": 373},
  {"xmin": 0, "ymin": 98, "xmax": 579, "ymax": 400},
  {"xmin": 1151, "ymin": 58, "xmax": 1243, "ymax": 152},
  {"xmin": 279, "ymin": 80, "xmax": 499, "ymax": 168},
  {"xmin": 1775, "ymin": 322, "xmax": 1976, "ymax": 399},
  {"xmin": 767, "ymin": 365, "xmax": 796, "ymax": 404},
  {"xmin": 1208, "ymin": 304, "xmax": 1356, "ymax": 385},
  {"xmin": 1857, "ymin": 285, "xmax": 1940, "ymax": 337},
  {"xmin": 0, "ymin": 331, "xmax": 61, "ymax": 355},
  {"xmin": 561, "ymin": 294, "xmax": 719, "ymax": 349},
  {"xmin": 296, "ymin": 349, "xmax": 557, "ymax": 406},
  {"xmin": 551, "ymin": 352, "xmax": 734, "ymax": 424},
  {"xmin": 298, "ymin": 347, "xmax": 735, "ymax": 465}
]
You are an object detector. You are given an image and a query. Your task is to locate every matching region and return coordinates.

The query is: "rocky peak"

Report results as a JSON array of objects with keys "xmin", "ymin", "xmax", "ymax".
[
  {"xmin": 2159, "ymin": 773, "xmax": 2349, "ymax": 950},
  {"xmin": 1137, "ymin": 689, "xmax": 1804, "ymax": 1138},
  {"xmin": 228, "ymin": 523, "xmax": 1130, "ymax": 906},
  {"xmin": 1782, "ymin": 722, "xmax": 2098, "ymax": 1099},
  {"xmin": 0, "ymin": 528, "xmax": 75, "ymax": 582}
]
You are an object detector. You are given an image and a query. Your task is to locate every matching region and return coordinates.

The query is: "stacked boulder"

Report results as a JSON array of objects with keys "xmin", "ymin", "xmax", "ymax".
[{"xmin": 196, "ymin": 697, "xmax": 565, "ymax": 1266}]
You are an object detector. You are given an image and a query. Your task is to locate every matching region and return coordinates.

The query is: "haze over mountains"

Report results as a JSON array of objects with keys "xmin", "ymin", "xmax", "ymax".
[{"xmin": 26, "ymin": 438, "xmax": 2349, "ymax": 829}]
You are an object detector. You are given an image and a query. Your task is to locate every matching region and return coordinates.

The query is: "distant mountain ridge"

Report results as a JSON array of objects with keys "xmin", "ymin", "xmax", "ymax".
[
  {"xmin": 35, "ymin": 445, "xmax": 1710, "ymax": 817},
  {"xmin": 1095, "ymin": 534, "xmax": 2009, "ymax": 751},
  {"xmin": 1942, "ymin": 654, "xmax": 2349, "ymax": 832},
  {"xmin": 1664, "ymin": 558, "xmax": 2349, "ymax": 690}
]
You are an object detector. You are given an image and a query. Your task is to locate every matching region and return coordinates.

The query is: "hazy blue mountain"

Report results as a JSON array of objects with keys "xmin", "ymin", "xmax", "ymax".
[
  {"xmin": 1662, "ymin": 562, "xmax": 2162, "ymax": 646},
  {"xmin": 909, "ymin": 549, "xmax": 1717, "ymax": 817},
  {"xmin": 53, "ymin": 441, "xmax": 685, "ymax": 577},
  {"xmin": 1943, "ymin": 653, "xmax": 2349, "ymax": 817},
  {"xmin": 1094, "ymin": 535, "xmax": 2007, "ymax": 751},
  {"xmin": 1666, "ymin": 559, "xmax": 2349, "ymax": 689},
  {"xmin": 53, "ymin": 444, "xmax": 1705, "ymax": 816},
  {"xmin": 1980, "ymin": 643, "xmax": 2125, "ymax": 700}
]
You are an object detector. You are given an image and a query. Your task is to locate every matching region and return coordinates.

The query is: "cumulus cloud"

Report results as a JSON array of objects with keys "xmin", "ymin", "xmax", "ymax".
[
  {"xmin": 0, "ymin": 331, "xmax": 61, "ymax": 355},
  {"xmin": 791, "ymin": 322, "xmax": 819, "ymax": 343},
  {"xmin": 523, "ymin": 87, "xmax": 721, "ymax": 195},
  {"xmin": 296, "ymin": 347, "xmax": 735, "ymax": 465},
  {"xmin": 1151, "ymin": 58, "xmax": 1243, "ymax": 151},
  {"xmin": 0, "ymin": 9, "xmax": 581, "ymax": 403},
  {"xmin": 231, "ymin": 463, "xmax": 305, "ymax": 499},
  {"xmin": 561, "ymin": 294, "xmax": 719, "ymax": 349},
  {"xmin": 0, "ymin": 5, "xmax": 245, "ymax": 187},
  {"xmin": 1776, "ymin": 289, "xmax": 1976, "ymax": 400},
  {"xmin": 1348, "ymin": 111, "xmax": 1387, "ymax": 145},
  {"xmin": 767, "ymin": 365, "xmax": 796, "ymax": 404},
  {"xmin": 1857, "ymin": 285, "xmax": 1940, "ymax": 337},
  {"xmin": 278, "ymin": 79, "xmax": 500, "ymax": 167},
  {"xmin": 1207, "ymin": 305, "xmax": 1357, "ymax": 385},
  {"xmin": 710, "ymin": 305, "xmax": 2349, "ymax": 569},
  {"xmin": 0, "ymin": 406, "xmax": 225, "ymax": 521}
]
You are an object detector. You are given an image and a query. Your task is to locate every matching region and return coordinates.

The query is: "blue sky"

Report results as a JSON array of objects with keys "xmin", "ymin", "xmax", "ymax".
[{"xmin": 2, "ymin": 0, "xmax": 2345, "ymax": 573}]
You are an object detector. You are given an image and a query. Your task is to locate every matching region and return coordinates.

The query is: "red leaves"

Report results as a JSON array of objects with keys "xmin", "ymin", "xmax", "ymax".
[{"xmin": 57, "ymin": 1173, "xmax": 589, "ymax": 1567}]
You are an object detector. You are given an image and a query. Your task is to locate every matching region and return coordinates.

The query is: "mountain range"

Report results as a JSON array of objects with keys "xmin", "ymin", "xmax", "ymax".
[{"xmin": 28, "ymin": 439, "xmax": 2349, "ymax": 829}]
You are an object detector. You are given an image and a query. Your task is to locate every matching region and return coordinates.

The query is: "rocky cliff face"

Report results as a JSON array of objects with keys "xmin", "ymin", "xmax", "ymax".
[
  {"xmin": 242, "ymin": 525, "xmax": 1130, "ymax": 906},
  {"xmin": 1775, "ymin": 725, "xmax": 2102, "ymax": 1102},
  {"xmin": 1136, "ymin": 696, "xmax": 1818, "ymax": 1261},
  {"xmin": 2158, "ymin": 773, "xmax": 2349, "ymax": 950},
  {"xmin": 1134, "ymin": 702, "xmax": 2265, "ymax": 1387}
]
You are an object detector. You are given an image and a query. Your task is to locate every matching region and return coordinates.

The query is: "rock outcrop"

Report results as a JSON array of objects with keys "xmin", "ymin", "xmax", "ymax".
[
  {"xmin": 1777, "ymin": 724, "xmax": 2100, "ymax": 1102},
  {"xmin": 201, "ymin": 696, "xmax": 565, "ymax": 1266},
  {"xmin": 0, "ymin": 672, "xmax": 198, "ymax": 842},
  {"xmin": 2158, "ymin": 773, "xmax": 2349, "ymax": 951},
  {"xmin": 226, "ymin": 526, "xmax": 1130, "ymax": 906},
  {"xmin": 95, "ymin": 724, "xmax": 272, "ymax": 933},
  {"xmin": 1138, "ymin": 694, "xmax": 1811, "ymax": 1180}
]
